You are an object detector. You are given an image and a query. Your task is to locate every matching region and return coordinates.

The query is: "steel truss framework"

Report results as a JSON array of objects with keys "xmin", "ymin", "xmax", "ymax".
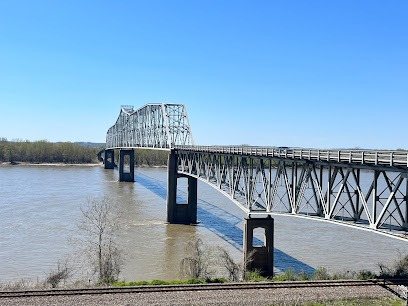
[
  {"xmin": 106, "ymin": 104, "xmax": 194, "ymax": 149},
  {"xmin": 175, "ymin": 146, "xmax": 408, "ymax": 234}
]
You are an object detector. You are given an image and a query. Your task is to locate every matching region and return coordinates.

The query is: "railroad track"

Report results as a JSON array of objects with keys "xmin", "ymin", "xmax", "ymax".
[{"xmin": 1, "ymin": 279, "xmax": 407, "ymax": 299}]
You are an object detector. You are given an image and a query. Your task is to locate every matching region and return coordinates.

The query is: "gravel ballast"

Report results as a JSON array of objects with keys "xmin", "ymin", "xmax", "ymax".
[{"xmin": 0, "ymin": 284, "xmax": 404, "ymax": 306}]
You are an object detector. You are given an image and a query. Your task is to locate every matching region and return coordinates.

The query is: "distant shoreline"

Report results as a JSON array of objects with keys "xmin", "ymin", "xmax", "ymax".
[
  {"xmin": 0, "ymin": 162, "xmax": 167, "ymax": 168},
  {"xmin": 0, "ymin": 161, "xmax": 102, "ymax": 167}
]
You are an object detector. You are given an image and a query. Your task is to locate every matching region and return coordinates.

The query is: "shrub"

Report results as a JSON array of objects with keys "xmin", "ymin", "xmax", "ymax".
[
  {"xmin": 297, "ymin": 270, "xmax": 310, "ymax": 281},
  {"xmin": 150, "ymin": 279, "xmax": 168, "ymax": 285},
  {"xmin": 357, "ymin": 270, "xmax": 377, "ymax": 280},
  {"xmin": 245, "ymin": 269, "xmax": 268, "ymax": 282},
  {"xmin": 45, "ymin": 261, "xmax": 71, "ymax": 288},
  {"xmin": 311, "ymin": 267, "xmax": 331, "ymax": 280},
  {"xmin": 273, "ymin": 269, "xmax": 297, "ymax": 281},
  {"xmin": 393, "ymin": 255, "xmax": 408, "ymax": 278},
  {"xmin": 206, "ymin": 277, "xmax": 228, "ymax": 283},
  {"xmin": 186, "ymin": 278, "xmax": 205, "ymax": 284}
]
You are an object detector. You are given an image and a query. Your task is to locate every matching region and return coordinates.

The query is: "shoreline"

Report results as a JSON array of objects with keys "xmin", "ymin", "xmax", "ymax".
[
  {"xmin": 0, "ymin": 162, "xmax": 102, "ymax": 167},
  {"xmin": 0, "ymin": 162, "xmax": 167, "ymax": 168}
]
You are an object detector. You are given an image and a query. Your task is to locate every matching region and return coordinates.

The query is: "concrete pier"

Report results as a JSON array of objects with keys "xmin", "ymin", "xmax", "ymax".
[
  {"xmin": 119, "ymin": 149, "xmax": 135, "ymax": 182},
  {"xmin": 243, "ymin": 216, "xmax": 274, "ymax": 277},
  {"xmin": 166, "ymin": 150, "xmax": 198, "ymax": 224},
  {"xmin": 104, "ymin": 149, "xmax": 115, "ymax": 169}
]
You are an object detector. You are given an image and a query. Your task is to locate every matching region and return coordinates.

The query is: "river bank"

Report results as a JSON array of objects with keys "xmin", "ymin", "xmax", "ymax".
[
  {"xmin": 0, "ymin": 162, "xmax": 102, "ymax": 167},
  {"xmin": 0, "ymin": 162, "xmax": 167, "ymax": 168}
]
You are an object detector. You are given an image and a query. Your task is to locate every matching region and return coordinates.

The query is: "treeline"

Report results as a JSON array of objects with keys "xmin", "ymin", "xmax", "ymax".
[
  {"xmin": 0, "ymin": 138, "xmax": 169, "ymax": 166},
  {"xmin": 0, "ymin": 139, "xmax": 102, "ymax": 164},
  {"xmin": 110, "ymin": 149, "xmax": 168, "ymax": 167},
  {"xmin": 125, "ymin": 149, "xmax": 168, "ymax": 167}
]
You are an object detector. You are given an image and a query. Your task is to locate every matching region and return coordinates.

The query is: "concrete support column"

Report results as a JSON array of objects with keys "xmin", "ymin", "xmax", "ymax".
[
  {"xmin": 167, "ymin": 150, "xmax": 198, "ymax": 224},
  {"xmin": 104, "ymin": 149, "xmax": 115, "ymax": 169},
  {"xmin": 243, "ymin": 216, "xmax": 274, "ymax": 277},
  {"xmin": 119, "ymin": 149, "xmax": 135, "ymax": 182},
  {"xmin": 167, "ymin": 150, "xmax": 178, "ymax": 223},
  {"xmin": 186, "ymin": 176, "xmax": 198, "ymax": 223}
]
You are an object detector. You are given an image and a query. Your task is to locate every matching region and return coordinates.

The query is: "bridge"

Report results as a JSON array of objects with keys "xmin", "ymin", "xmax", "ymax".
[{"xmin": 103, "ymin": 104, "xmax": 408, "ymax": 276}]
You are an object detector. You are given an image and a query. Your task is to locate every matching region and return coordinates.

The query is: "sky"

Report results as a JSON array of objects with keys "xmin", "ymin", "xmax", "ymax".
[{"xmin": 0, "ymin": 1, "xmax": 407, "ymax": 149}]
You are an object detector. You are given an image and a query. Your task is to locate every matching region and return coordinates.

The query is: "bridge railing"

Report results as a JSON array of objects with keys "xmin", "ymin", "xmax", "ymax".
[{"xmin": 174, "ymin": 145, "xmax": 408, "ymax": 168}]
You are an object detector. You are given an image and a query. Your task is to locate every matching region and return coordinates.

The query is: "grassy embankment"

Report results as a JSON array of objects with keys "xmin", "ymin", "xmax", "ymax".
[
  {"xmin": 115, "ymin": 253, "xmax": 408, "ymax": 285},
  {"xmin": 113, "ymin": 257, "xmax": 408, "ymax": 305}
]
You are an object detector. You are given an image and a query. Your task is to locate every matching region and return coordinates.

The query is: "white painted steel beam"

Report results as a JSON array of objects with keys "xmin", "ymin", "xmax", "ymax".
[
  {"xmin": 175, "ymin": 147, "xmax": 408, "ymax": 236},
  {"xmin": 106, "ymin": 104, "xmax": 194, "ymax": 149}
]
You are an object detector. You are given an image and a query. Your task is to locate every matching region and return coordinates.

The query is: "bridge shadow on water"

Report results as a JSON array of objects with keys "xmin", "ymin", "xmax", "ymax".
[{"xmin": 136, "ymin": 172, "xmax": 315, "ymax": 274}]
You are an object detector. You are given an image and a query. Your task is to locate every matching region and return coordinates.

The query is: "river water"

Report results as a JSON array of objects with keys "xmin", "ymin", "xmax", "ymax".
[{"xmin": 1, "ymin": 164, "xmax": 408, "ymax": 283}]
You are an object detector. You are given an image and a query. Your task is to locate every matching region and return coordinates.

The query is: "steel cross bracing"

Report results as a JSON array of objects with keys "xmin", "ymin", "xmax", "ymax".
[
  {"xmin": 106, "ymin": 104, "xmax": 194, "ymax": 149},
  {"xmin": 175, "ymin": 146, "xmax": 408, "ymax": 234}
]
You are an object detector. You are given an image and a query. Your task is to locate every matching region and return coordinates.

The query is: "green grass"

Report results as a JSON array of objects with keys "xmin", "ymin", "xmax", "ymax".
[
  {"xmin": 116, "ymin": 266, "xmax": 381, "ymax": 287},
  {"xmin": 113, "ymin": 277, "xmax": 228, "ymax": 287}
]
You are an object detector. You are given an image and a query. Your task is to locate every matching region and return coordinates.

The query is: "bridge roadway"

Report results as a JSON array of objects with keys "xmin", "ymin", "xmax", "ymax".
[
  {"xmin": 103, "ymin": 104, "xmax": 408, "ymax": 276},
  {"xmin": 175, "ymin": 145, "xmax": 408, "ymax": 168}
]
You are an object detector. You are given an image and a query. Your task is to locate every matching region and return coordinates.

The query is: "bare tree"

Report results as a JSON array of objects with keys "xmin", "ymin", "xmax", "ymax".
[
  {"xmin": 77, "ymin": 196, "xmax": 122, "ymax": 284},
  {"xmin": 45, "ymin": 260, "xmax": 72, "ymax": 288},
  {"xmin": 243, "ymin": 249, "xmax": 257, "ymax": 281},
  {"xmin": 180, "ymin": 238, "xmax": 214, "ymax": 280},
  {"xmin": 217, "ymin": 247, "xmax": 241, "ymax": 281}
]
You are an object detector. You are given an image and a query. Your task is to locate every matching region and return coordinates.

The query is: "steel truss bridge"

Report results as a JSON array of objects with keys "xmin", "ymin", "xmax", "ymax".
[
  {"xmin": 175, "ymin": 146, "xmax": 408, "ymax": 237},
  {"xmin": 106, "ymin": 104, "xmax": 194, "ymax": 149},
  {"xmin": 105, "ymin": 104, "xmax": 408, "ymax": 239}
]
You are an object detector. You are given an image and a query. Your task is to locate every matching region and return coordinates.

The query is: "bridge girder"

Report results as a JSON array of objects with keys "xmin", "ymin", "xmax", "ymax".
[
  {"xmin": 106, "ymin": 104, "xmax": 194, "ymax": 149},
  {"xmin": 175, "ymin": 147, "xmax": 408, "ymax": 236}
]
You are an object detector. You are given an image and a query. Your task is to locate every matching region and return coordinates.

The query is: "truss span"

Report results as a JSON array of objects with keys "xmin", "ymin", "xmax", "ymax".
[
  {"xmin": 106, "ymin": 104, "xmax": 194, "ymax": 149},
  {"xmin": 175, "ymin": 145, "xmax": 408, "ymax": 236}
]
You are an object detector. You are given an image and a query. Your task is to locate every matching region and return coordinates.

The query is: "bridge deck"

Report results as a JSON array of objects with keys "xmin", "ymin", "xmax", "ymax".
[{"xmin": 175, "ymin": 146, "xmax": 408, "ymax": 169}]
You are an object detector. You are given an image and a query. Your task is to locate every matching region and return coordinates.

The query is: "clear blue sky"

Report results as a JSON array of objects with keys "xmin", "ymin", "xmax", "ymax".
[{"xmin": 0, "ymin": 1, "xmax": 406, "ymax": 149}]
